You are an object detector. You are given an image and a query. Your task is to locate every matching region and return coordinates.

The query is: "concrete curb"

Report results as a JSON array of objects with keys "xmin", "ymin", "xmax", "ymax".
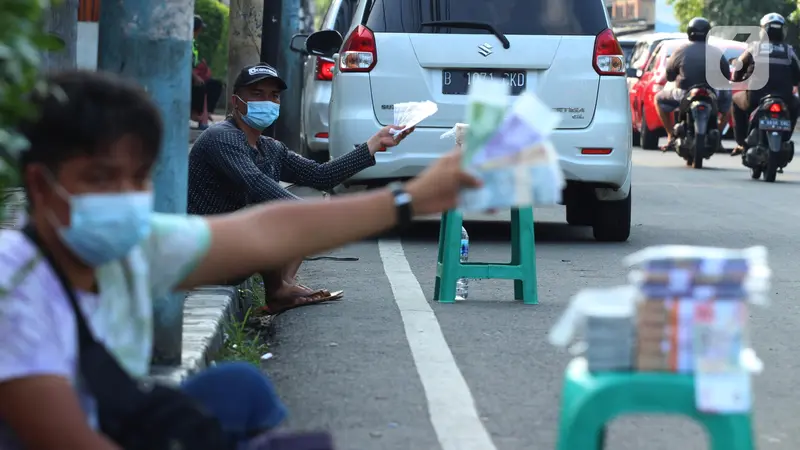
[{"xmin": 150, "ymin": 278, "xmax": 262, "ymax": 385}]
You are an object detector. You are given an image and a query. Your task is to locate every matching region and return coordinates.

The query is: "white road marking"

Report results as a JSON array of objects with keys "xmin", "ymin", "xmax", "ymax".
[{"xmin": 378, "ymin": 239, "xmax": 497, "ymax": 450}]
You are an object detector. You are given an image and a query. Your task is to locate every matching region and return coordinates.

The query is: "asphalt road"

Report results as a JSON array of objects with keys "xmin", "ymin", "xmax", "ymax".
[{"xmin": 266, "ymin": 137, "xmax": 800, "ymax": 450}]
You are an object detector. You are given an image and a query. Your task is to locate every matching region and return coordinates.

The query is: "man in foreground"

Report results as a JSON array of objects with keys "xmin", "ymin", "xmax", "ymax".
[
  {"xmin": 0, "ymin": 69, "xmax": 477, "ymax": 449},
  {"xmin": 188, "ymin": 63, "xmax": 414, "ymax": 313}
]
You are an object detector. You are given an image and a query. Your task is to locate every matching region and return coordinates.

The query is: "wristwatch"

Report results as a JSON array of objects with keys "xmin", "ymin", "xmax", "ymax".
[{"xmin": 387, "ymin": 181, "xmax": 413, "ymax": 230}]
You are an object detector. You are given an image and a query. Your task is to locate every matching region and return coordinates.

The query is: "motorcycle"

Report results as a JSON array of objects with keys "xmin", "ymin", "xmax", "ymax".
[
  {"xmin": 741, "ymin": 95, "xmax": 795, "ymax": 182},
  {"xmin": 672, "ymin": 84, "xmax": 721, "ymax": 169}
]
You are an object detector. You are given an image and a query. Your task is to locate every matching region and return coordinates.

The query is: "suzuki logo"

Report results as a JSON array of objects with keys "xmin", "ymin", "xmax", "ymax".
[{"xmin": 478, "ymin": 43, "xmax": 493, "ymax": 57}]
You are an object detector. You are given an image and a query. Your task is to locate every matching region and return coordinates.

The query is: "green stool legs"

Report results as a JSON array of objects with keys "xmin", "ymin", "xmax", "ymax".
[
  {"xmin": 556, "ymin": 358, "xmax": 755, "ymax": 450},
  {"xmin": 433, "ymin": 209, "xmax": 461, "ymax": 303},
  {"xmin": 511, "ymin": 207, "xmax": 537, "ymax": 302},
  {"xmin": 434, "ymin": 207, "xmax": 538, "ymax": 304}
]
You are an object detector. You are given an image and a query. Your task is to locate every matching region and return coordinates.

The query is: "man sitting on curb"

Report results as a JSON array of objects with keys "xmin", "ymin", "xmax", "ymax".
[{"xmin": 188, "ymin": 63, "xmax": 414, "ymax": 314}]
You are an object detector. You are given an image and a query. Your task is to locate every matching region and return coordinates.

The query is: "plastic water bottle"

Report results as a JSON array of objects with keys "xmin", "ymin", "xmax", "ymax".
[{"xmin": 456, "ymin": 227, "xmax": 470, "ymax": 300}]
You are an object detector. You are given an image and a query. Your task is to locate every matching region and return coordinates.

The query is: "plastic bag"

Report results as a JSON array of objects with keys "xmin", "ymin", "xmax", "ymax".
[
  {"xmin": 440, "ymin": 123, "xmax": 470, "ymax": 146},
  {"xmin": 623, "ymin": 245, "xmax": 770, "ymax": 305},
  {"xmin": 392, "ymin": 101, "xmax": 438, "ymax": 136},
  {"xmin": 548, "ymin": 285, "xmax": 638, "ymax": 348}
]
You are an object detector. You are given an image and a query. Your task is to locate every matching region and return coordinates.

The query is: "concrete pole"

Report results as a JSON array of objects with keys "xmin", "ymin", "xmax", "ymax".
[
  {"xmin": 98, "ymin": 0, "xmax": 194, "ymax": 366},
  {"xmin": 41, "ymin": 0, "xmax": 79, "ymax": 72},
  {"xmin": 225, "ymin": 0, "xmax": 264, "ymax": 112}
]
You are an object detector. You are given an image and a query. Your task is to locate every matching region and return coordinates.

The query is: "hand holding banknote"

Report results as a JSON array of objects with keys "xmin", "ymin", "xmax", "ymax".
[
  {"xmin": 367, "ymin": 125, "xmax": 416, "ymax": 154},
  {"xmin": 406, "ymin": 147, "xmax": 482, "ymax": 215}
]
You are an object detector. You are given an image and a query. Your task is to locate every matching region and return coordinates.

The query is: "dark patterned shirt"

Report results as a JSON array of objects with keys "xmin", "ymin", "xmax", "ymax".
[{"xmin": 187, "ymin": 119, "xmax": 375, "ymax": 215}]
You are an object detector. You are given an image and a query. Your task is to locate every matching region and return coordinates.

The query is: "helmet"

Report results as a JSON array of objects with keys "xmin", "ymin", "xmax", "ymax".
[
  {"xmin": 687, "ymin": 17, "xmax": 711, "ymax": 42},
  {"xmin": 760, "ymin": 13, "xmax": 786, "ymax": 42}
]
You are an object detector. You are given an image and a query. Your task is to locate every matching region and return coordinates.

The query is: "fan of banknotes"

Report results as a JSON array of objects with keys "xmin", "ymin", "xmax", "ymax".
[{"xmin": 441, "ymin": 78, "xmax": 565, "ymax": 211}]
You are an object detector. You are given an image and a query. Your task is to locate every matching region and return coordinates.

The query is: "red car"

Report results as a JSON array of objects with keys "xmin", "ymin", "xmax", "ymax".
[{"xmin": 629, "ymin": 38, "xmax": 747, "ymax": 149}]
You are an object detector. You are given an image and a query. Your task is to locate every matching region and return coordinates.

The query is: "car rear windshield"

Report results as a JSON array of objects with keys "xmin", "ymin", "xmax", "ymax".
[{"xmin": 363, "ymin": 0, "xmax": 608, "ymax": 36}]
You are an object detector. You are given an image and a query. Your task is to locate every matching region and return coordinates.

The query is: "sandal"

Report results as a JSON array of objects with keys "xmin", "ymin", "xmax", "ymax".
[
  {"xmin": 730, "ymin": 145, "xmax": 744, "ymax": 156},
  {"xmin": 256, "ymin": 289, "xmax": 344, "ymax": 316}
]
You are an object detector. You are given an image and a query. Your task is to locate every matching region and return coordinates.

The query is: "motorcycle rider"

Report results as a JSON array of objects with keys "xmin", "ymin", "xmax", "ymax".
[
  {"xmin": 655, "ymin": 17, "xmax": 732, "ymax": 152},
  {"xmin": 730, "ymin": 13, "xmax": 800, "ymax": 156}
]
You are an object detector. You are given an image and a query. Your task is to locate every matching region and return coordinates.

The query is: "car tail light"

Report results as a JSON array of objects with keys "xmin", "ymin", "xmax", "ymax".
[
  {"xmin": 593, "ymin": 29, "xmax": 625, "ymax": 76},
  {"xmin": 690, "ymin": 88, "xmax": 710, "ymax": 97},
  {"xmin": 581, "ymin": 148, "xmax": 613, "ymax": 155},
  {"xmin": 339, "ymin": 25, "xmax": 377, "ymax": 72},
  {"xmin": 315, "ymin": 57, "xmax": 335, "ymax": 81},
  {"xmin": 769, "ymin": 103, "xmax": 782, "ymax": 113}
]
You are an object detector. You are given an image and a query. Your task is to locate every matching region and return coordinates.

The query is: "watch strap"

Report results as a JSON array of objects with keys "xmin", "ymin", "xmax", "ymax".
[{"xmin": 387, "ymin": 182, "xmax": 413, "ymax": 230}]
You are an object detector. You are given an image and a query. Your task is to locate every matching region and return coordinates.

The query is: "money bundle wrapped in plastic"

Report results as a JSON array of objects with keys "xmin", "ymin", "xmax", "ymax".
[
  {"xmin": 456, "ymin": 78, "xmax": 565, "ymax": 211},
  {"xmin": 624, "ymin": 245, "xmax": 769, "ymax": 413}
]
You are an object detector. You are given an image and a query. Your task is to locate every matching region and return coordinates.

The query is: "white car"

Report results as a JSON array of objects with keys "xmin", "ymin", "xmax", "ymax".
[
  {"xmin": 289, "ymin": 0, "xmax": 358, "ymax": 161},
  {"xmin": 305, "ymin": 0, "xmax": 633, "ymax": 242}
]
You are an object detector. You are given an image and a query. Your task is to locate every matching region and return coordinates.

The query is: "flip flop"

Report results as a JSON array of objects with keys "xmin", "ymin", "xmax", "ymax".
[{"xmin": 257, "ymin": 289, "xmax": 345, "ymax": 316}]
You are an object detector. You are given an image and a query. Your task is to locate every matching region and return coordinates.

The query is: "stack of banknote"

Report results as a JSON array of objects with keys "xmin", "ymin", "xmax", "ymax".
[{"xmin": 446, "ymin": 78, "xmax": 565, "ymax": 212}]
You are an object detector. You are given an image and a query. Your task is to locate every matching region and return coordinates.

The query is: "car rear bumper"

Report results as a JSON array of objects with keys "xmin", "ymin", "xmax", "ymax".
[
  {"xmin": 302, "ymin": 83, "xmax": 332, "ymax": 152},
  {"xmin": 329, "ymin": 79, "xmax": 632, "ymax": 188}
]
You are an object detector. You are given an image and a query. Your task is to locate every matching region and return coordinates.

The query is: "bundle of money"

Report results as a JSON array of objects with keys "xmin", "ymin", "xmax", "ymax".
[
  {"xmin": 624, "ymin": 245, "xmax": 769, "ymax": 413},
  {"xmin": 455, "ymin": 78, "xmax": 565, "ymax": 212}
]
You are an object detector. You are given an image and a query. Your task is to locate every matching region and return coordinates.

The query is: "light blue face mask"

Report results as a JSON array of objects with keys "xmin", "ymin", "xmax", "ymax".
[
  {"xmin": 49, "ymin": 184, "xmax": 154, "ymax": 267},
  {"xmin": 237, "ymin": 96, "xmax": 280, "ymax": 130}
]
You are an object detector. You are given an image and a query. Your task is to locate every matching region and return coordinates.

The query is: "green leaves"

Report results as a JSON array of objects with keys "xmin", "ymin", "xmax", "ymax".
[
  {"xmin": 668, "ymin": 0, "xmax": 798, "ymax": 31},
  {"xmin": 0, "ymin": 0, "xmax": 57, "ymax": 221},
  {"xmin": 34, "ymin": 33, "xmax": 66, "ymax": 52}
]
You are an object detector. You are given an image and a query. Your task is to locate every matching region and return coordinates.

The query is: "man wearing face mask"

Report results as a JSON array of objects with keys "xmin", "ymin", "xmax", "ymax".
[
  {"xmin": 187, "ymin": 63, "xmax": 414, "ymax": 313},
  {"xmin": 0, "ymin": 70, "xmax": 478, "ymax": 450}
]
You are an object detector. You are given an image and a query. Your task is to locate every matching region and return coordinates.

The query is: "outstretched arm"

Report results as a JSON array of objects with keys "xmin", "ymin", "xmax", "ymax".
[
  {"xmin": 280, "ymin": 125, "xmax": 413, "ymax": 191},
  {"xmin": 179, "ymin": 149, "xmax": 478, "ymax": 289},
  {"xmin": 278, "ymin": 142, "xmax": 376, "ymax": 191}
]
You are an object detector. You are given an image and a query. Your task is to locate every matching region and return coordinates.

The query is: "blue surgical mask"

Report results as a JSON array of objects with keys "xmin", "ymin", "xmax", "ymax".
[
  {"xmin": 49, "ymin": 184, "xmax": 154, "ymax": 266},
  {"xmin": 237, "ymin": 96, "xmax": 280, "ymax": 130}
]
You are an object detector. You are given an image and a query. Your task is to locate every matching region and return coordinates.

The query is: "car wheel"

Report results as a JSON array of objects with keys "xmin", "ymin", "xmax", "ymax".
[
  {"xmin": 640, "ymin": 109, "xmax": 659, "ymax": 150},
  {"xmin": 564, "ymin": 185, "xmax": 594, "ymax": 226},
  {"xmin": 592, "ymin": 188, "xmax": 632, "ymax": 242}
]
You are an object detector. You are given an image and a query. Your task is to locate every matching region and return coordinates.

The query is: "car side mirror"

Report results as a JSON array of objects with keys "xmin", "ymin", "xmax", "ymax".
[
  {"xmin": 305, "ymin": 30, "xmax": 343, "ymax": 58},
  {"xmin": 289, "ymin": 34, "xmax": 309, "ymax": 54}
]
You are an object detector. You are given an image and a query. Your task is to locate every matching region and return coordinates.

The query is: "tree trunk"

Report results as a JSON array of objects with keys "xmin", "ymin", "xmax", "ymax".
[
  {"xmin": 226, "ymin": 0, "xmax": 264, "ymax": 112},
  {"xmin": 41, "ymin": 0, "xmax": 79, "ymax": 73}
]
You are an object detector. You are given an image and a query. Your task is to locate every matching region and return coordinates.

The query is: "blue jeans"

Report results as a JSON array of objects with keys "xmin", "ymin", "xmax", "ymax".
[{"xmin": 182, "ymin": 362, "xmax": 288, "ymax": 447}]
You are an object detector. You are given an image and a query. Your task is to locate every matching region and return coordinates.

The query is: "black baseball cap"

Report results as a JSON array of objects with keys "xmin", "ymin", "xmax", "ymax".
[{"xmin": 233, "ymin": 63, "xmax": 288, "ymax": 91}]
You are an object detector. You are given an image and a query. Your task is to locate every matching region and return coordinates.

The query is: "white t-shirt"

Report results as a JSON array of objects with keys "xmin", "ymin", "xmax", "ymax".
[{"xmin": 0, "ymin": 213, "xmax": 212, "ymax": 448}]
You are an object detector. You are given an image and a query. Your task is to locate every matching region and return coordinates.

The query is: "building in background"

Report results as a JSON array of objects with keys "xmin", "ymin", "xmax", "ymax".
[
  {"xmin": 610, "ymin": 0, "xmax": 655, "ymax": 22},
  {"xmin": 77, "ymin": 0, "xmax": 99, "ymax": 70}
]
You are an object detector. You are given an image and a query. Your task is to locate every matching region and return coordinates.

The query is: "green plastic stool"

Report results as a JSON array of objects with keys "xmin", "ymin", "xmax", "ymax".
[
  {"xmin": 556, "ymin": 358, "xmax": 754, "ymax": 450},
  {"xmin": 433, "ymin": 207, "xmax": 538, "ymax": 304}
]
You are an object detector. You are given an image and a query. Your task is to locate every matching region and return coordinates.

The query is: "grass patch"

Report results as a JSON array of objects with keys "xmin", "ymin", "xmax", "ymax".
[{"xmin": 217, "ymin": 275, "xmax": 270, "ymax": 365}]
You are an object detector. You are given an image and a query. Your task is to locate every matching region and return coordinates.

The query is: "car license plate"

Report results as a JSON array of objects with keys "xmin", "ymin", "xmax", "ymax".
[
  {"xmin": 759, "ymin": 117, "xmax": 791, "ymax": 131},
  {"xmin": 441, "ymin": 69, "xmax": 526, "ymax": 95}
]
